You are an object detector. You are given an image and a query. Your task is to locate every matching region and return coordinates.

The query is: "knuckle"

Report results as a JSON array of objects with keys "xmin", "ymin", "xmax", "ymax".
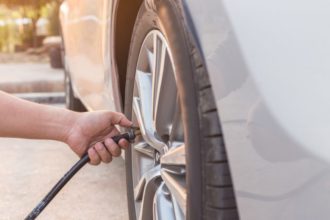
[
  {"xmin": 116, "ymin": 112, "xmax": 125, "ymax": 118},
  {"xmin": 105, "ymin": 155, "xmax": 112, "ymax": 163},
  {"xmin": 115, "ymin": 149, "xmax": 122, "ymax": 157},
  {"xmin": 111, "ymin": 145, "xmax": 121, "ymax": 156},
  {"xmin": 88, "ymin": 148, "xmax": 100, "ymax": 165},
  {"xmin": 102, "ymin": 151, "xmax": 110, "ymax": 160},
  {"xmin": 114, "ymin": 113, "xmax": 125, "ymax": 123},
  {"xmin": 88, "ymin": 148, "xmax": 95, "ymax": 156},
  {"xmin": 109, "ymin": 144, "xmax": 117, "ymax": 152},
  {"xmin": 95, "ymin": 143, "xmax": 104, "ymax": 151},
  {"xmin": 105, "ymin": 138, "xmax": 113, "ymax": 146},
  {"xmin": 90, "ymin": 156, "xmax": 98, "ymax": 165}
]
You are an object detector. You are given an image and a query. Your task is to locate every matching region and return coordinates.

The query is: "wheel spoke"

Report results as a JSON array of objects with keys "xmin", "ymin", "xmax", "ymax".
[
  {"xmin": 160, "ymin": 143, "xmax": 185, "ymax": 166},
  {"xmin": 171, "ymin": 193, "xmax": 185, "ymax": 220},
  {"xmin": 169, "ymin": 98, "xmax": 184, "ymax": 143},
  {"xmin": 135, "ymin": 70, "xmax": 152, "ymax": 126},
  {"xmin": 161, "ymin": 170, "xmax": 187, "ymax": 215},
  {"xmin": 147, "ymin": 48, "xmax": 155, "ymax": 73},
  {"xmin": 152, "ymin": 34, "xmax": 166, "ymax": 123},
  {"xmin": 151, "ymin": 37, "xmax": 178, "ymax": 138},
  {"xmin": 134, "ymin": 165, "xmax": 161, "ymax": 201},
  {"xmin": 134, "ymin": 142, "xmax": 154, "ymax": 158},
  {"xmin": 133, "ymin": 97, "xmax": 165, "ymax": 153},
  {"xmin": 133, "ymin": 70, "xmax": 166, "ymax": 153},
  {"xmin": 135, "ymin": 165, "xmax": 162, "ymax": 220},
  {"xmin": 153, "ymin": 183, "xmax": 176, "ymax": 220}
]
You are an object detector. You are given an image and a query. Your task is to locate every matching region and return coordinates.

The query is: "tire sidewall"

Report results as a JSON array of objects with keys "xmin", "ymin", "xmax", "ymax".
[
  {"xmin": 64, "ymin": 69, "xmax": 74, "ymax": 110},
  {"xmin": 64, "ymin": 64, "xmax": 86, "ymax": 112},
  {"xmin": 125, "ymin": 1, "xmax": 202, "ymax": 220},
  {"xmin": 49, "ymin": 47, "xmax": 63, "ymax": 69}
]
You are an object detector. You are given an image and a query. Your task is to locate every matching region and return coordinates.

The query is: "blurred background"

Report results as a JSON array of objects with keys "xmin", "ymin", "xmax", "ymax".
[
  {"xmin": 0, "ymin": 1, "xmax": 128, "ymax": 219},
  {"xmin": 0, "ymin": 0, "xmax": 61, "ymax": 56},
  {"xmin": 0, "ymin": 0, "xmax": 64, "ymax": 100}
]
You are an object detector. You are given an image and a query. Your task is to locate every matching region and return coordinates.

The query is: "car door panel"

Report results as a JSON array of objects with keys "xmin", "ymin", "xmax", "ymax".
[{"xmin": 61, "ymin": 0, "xmax": 118, "ymax": 111}]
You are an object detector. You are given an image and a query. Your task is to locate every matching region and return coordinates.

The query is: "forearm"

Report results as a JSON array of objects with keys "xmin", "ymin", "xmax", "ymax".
[{"xmin": 0, "ymin": 91, "xmax": 79, "ymax": 142}]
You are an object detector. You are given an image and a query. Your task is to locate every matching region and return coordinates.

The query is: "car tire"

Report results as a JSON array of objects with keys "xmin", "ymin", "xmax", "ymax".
[
  {"xmin": 64, "ymin": 70, "xmax": 86, "ymax": 112},
  {"xmin": 61, "ymin": 33, "xmax": 86, "ymax": 112},
  {"xmin": 124, "ymin": 1, "xmax": 239, "ymax": 220},
  {"xmin": 49, "ymin": 47, "xmax": 63, "ymax": 69}
]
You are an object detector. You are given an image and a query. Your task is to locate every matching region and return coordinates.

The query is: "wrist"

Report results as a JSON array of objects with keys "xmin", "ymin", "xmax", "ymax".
[{"xmin": 61, "ymin": 109, "xmax": 81, "ymax": 144}]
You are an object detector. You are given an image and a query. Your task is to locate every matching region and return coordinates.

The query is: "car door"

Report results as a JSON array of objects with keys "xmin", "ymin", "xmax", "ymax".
[{"xmin": 61, "ymin": 0, "xmax": 117, "ymax": 111}]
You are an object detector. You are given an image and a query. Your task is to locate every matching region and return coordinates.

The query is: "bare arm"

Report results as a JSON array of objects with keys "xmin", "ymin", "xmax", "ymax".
[
  {"xmin": 0, "ymin": 91, "xmax": 78, "ymax": 141},
  {"xmin": 0, "ymin": 91, "xmax": 132, "ymax": 165}
]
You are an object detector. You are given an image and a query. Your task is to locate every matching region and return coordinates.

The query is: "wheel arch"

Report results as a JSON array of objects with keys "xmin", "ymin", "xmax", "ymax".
[{"xmin": 114, "ymin": 0, "xmax": 143, "ymax": 104}]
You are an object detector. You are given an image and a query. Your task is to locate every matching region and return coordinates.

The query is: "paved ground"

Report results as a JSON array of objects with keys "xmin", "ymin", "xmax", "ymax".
[
  {"xmin": 0, "ymin": 60, "xmax": 129, "ymax": 219},
  {"xmin": 0, "ymin": 52, "xmax": 49, "ymax": 64},
  {"xmin": 0, "ymin": 138, "xmax": 128, "ymax": 220},
  {"xmin": 0, "ymin": 63, "xmax": 64, "ymax": 93}
]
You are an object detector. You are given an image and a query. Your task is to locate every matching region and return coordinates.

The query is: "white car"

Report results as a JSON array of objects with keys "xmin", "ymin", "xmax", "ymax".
[{"xmin": 60, "ymin": 0, "xmax": 330, "ymax": 219}]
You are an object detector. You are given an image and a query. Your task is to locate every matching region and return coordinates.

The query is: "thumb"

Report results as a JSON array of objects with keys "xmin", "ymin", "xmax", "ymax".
[{"xmin": 110, "ymin": 112, "xmax": 132, "ymax": 127}]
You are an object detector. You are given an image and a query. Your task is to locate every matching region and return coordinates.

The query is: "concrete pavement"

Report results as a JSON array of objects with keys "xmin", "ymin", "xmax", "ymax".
[
  {"xmin": 0, "ymin": 138, "xmax": 128, "ymax": 220},
  {"xmin": 0, "ymin": 63, "xmax": 64, "ymax": 93},
  {"xmin": 0, "ymin": 62, "xmax": 129, "ymax": 219}
]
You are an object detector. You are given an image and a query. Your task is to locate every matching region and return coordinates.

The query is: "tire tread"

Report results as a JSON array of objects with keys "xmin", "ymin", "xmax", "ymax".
[
  {"xmin": 205, "ymin": 206, "xmax": 240, "ymax": 220},
  {"xmin": 190, "ymin": 44, "xmax": 239, "ymax": 219}
]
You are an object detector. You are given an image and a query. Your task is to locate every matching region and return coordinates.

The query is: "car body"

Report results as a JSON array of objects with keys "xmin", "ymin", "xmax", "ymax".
[{"xmin": 60, "ymin": 0, "xmax": 330, "ymax": 219}]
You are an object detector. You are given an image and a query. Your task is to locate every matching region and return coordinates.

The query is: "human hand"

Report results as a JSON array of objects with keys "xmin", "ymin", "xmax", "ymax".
[{"xmin": 66, "ymin": 111, "xmax": 132, "ymax": 165}]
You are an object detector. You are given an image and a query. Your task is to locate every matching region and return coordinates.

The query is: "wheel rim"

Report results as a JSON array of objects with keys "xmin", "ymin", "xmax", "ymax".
[{"xmin": 131, "ymin": 30, "xmax": 186, "ymax": 220}]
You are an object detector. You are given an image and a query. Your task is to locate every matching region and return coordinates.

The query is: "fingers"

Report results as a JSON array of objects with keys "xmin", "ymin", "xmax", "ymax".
[
  {"xmin": 107, "ymin": 126, "xmax": 129, "ymax": 150},
  {"xmin": 110, "ymin": 112, "xmax": 133, "ymax": 127},
  {"xmin": 88, "ymin": 147, "xmax": 101, "ymax": 165},
  {"xmin": 88, "ymin": 142, "xmax": 113, "ymax": 165},
  {"xmin": 87, "ymin": 123, "xmax": 131, "ymax": 165},
  {"xmin": 95, "ymin": 142, "xmax": 113, "ymax": 162},
  {"xmin": 119, "ymin": 138, "xmax": 130, "ymax": 150},
  {"xmin": 104, "ymin": 138, "xmax": 122, "ymax": 157},
  {"xmin": 88, "ymin": 137, "xmax": 125, "ymax": 165}
]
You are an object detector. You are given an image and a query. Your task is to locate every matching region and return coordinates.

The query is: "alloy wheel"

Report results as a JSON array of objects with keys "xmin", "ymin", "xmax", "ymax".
[{"xmin": 131, "ymin": 30, "xmax": 186, "ymax": 220}]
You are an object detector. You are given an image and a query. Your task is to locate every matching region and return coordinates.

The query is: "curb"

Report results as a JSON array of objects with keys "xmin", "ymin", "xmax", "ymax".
[
  {"xmin": 13, "ymin": 92, "xmax": 65, "ymax": 104},
  {"xmin": 0, "ymin": 80, "xmax": 64, "ymax": 94}
]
